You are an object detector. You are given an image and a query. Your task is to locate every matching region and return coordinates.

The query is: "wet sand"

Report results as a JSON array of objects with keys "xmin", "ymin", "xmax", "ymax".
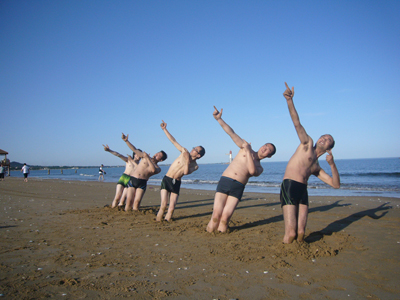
[{"xmin": 0, "ymin": 177, "xmax": 399, "ymax": 299}]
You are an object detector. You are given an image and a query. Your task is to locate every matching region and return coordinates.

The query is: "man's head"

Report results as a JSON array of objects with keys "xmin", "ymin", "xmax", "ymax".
[
  {"xmin": 258, "ymin": 143, "xmax": 276, "ymax": 159},
  {"xmin": 316, "ymin": 134, "xmax": 335, "ymax": 151},
  {"xmin": 153, "ymin": 151, "xmax": 167, "ymax": 162},
  {"xmin": 191, "ymin": 146, "xmax": 206, "ymax": 159}
]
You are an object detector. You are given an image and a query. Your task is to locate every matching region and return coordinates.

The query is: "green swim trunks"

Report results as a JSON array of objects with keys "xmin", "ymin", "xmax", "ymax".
[{"xmin": 117, "ymin": 173, "xmax": 131, "ymax": 188}]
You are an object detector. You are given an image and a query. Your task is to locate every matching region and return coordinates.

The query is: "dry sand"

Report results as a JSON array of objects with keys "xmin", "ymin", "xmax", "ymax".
[{"xmin": 0, "ymin": 177, "xmax": 399, "ymax": 299}]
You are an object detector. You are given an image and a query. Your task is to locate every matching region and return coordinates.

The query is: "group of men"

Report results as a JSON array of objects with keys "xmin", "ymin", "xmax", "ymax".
[{"xmin": 103, "ymin": 83, "xmax": 340, "ymax": 243}]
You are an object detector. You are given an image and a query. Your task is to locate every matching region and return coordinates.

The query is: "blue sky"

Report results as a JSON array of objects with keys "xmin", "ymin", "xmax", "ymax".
[{"xmin": 1, "ymin": 0, "xmax": 399, "ymax": 166}]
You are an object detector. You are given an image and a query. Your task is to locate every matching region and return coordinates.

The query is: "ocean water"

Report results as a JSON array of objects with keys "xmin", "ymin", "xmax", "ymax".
[{"xmin": 9, "ymin": 157, "xmax": 400, "ymax": 198}]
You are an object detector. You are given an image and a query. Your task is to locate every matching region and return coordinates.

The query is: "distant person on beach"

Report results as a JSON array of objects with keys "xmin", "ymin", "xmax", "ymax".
[
  {"xmin": 281, "ymin": 82, "xmax": 340, "ymax": 244},
  {"xmin": 156, "ymin": 120, "xmax": 205, "ymax": 222},
  {"xmin": 98, "ymin": 164, "xmax": 106, "ymax": 181},
  {"xmin": 0, "ymin": 162, "xmax": 5, "ymax": 181},
  {"xmin": 103, "ymin": 144, "xmax": 141, "ymax": 209},
  {"xmin": 21, "ymin": 163, "xmax": 30, "ymax": 182},
  {"xmin": 122, "ymin": 133, "xmax": 167, "ymax": 211},
  {"xmin": 206, "ymin": 106, "xmax": 276, "ymax": 233}
]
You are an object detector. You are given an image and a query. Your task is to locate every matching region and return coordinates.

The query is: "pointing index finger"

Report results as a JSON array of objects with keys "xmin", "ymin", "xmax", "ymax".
[{"xmin": 285, "ymin": 82, "xmax": 290, "ymax": 89}]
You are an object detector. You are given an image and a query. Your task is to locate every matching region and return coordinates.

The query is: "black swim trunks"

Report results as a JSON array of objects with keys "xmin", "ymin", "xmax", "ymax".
[
  {"xmin": 160, "ymin": 175, "xmax": 181, "ymax": 195},
  {"xmin": 216, "ymin": 176, "xmax": 245, "ymax": 201},
  {"xmin": 129, "ymin": 176, "xmax": 148, "ymax": 191},
  {"xmin": 280, "ymin": 179, "xmax": 308, "ymax": 207}
]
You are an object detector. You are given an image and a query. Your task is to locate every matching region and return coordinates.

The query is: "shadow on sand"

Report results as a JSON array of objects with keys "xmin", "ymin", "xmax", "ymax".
[
  {"xmin": 306, "ymin": 203, "xmax": 390, "ymax": 243},
  {"xmin": 230, "ymin": 200, "xmax": 350, "ymax": 232}
]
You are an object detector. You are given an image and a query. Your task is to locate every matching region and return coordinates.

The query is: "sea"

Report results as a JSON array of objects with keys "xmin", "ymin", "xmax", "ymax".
[{"xmin": 8, "ymin": 157, "xmax": 400, "ymax": 199}]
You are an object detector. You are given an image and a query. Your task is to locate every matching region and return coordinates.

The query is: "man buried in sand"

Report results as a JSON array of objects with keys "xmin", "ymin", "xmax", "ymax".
[
  {"xmin": 122, "ymin": 133, "xmax": 167, "ymax": 211},
  {"xmin": 207, "ymin": 106, "xmax": 276, "ymax": 233},
  {"xmin": 102, "ymin": 144, "xmax": 141, "ymax": 209},
  {"xmin": 281, "ymin": 82, "xmax": 340, "ymax": 244},
  {"xmin": 156, "ymin": 120, "xmax": 205, "ymax": 222}
]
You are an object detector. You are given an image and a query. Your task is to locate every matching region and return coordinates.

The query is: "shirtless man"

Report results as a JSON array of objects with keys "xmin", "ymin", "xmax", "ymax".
[
  {"xmin": 122, "ymin": 133, "xmax": 167, "ymax": 211},
  {"xmin": 206, "ymin": 106, "xmax": 276, "ymax": 233},
  {"xmin": 156, "ymin": 120, "xmax": 205, "ymax": 222},
  {"xmin": 281, "ymin": 82, "xmax": 340, "ymax": 244},
  {"xmin": 102, "ymin": 144, "xmax": 141, "ymax": 208}
]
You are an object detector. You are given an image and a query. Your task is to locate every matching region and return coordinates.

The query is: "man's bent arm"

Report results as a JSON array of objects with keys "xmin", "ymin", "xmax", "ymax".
[
  {"xmin": 182, "ymin": 150, "xmax": 191, "ymax": 175},
  {"xmin": 144, "ymin": 153, "xmax": 161, "ymax": 174},
  {"xmin": 213, "ymin": 106, "xmax": 244, "ymax": 148},
  {"xmin": 242, "ymin": 141, "xmax": 260, "ymax": 176},
  {"xmin": 316, "ymin": 167, "xmax": 340, "ymax": 188},
  {"xmin": 283, "ymin": 83, "xmax": 309, "ymax": 144},
  {"xmin": 315, "ymin": 151, "xmax": 340, "ymax": 188},
  {"xmin": 160, "ymin": 120, "xmax": 184, "ymax": 152},
  {"xmin": 320, "ymin": 150, "xmax": 340, "ymax": 188}
]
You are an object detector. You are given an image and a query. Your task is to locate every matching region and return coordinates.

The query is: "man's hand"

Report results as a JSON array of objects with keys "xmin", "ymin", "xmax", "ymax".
[
  {"xmin": 283, "ymin": 82, "xmax": 294, "ymax": 100},
  {"xmin": 160, "ymin": 120, "xmax": 167, "ymax": 130},
  {"xmin": 103, "ymin": 144, "xmax": 110, "ymax": 151},
  {"xmin": 326, "ymin": 150, "xmax": 335, "ymax": 165},
  {"xmin": 213, "ymin": 106, "xmax": 223, "ymax": 120},
  {"xmin": 122, "ymin": 133, "xmax": 129, "ymax": 142}
]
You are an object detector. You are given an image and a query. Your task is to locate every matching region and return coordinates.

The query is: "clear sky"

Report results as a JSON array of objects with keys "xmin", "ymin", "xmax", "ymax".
[{"xmin": 1, "ymin": 0, "xmax": 399, "ymax": 166}]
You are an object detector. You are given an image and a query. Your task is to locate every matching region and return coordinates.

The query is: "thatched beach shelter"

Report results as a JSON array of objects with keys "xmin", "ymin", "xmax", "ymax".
[{"xmin": 0, "ymin": 149, "xmax": 10, "ymax": 176}]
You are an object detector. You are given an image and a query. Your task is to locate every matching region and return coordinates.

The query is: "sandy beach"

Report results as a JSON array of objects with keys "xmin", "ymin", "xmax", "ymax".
[{"xmin": 0, "ymin": 177, "xmax": 399, "ymax": 299}]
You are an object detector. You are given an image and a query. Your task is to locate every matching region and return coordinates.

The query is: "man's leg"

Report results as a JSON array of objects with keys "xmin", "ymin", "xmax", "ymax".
[
  {"xmin": 282, "ymin": 204, "xmax": 298, "ymax": 243},
  {"xmin": 125, "ymin": 187, "xmax": 136, "ymax": 211},
  {"xmin": 111, "ymin": 184, "xmax": 124, "ymax": 208},
  {"xmin": 118, "ymin": 188, "xmax": 128, "ymax": 207},
  {"xmin": 217, "ymin": 196, "xmax": 240, "ymax": 232},
  {"xmin": 133, "ymin": 188, "xmax": 146, "ymax": 211},
  {"xmin": 157, "ymin": 189, "xmax": 170, "ymax": 221},
  {"xmin": 165, "ymin": 193, "xmax": 179, "ymax": 221},
  {"xmin": 297, "ymin": 204, "xmax": 309, "ymax": 242},
  {"xmin": 206, "ymin": 192, "xmax": 228, "ymax": 232}
]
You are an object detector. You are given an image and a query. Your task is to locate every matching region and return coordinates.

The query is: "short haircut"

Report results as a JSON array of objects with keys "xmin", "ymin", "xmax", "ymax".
[
  {"xmin": 268, "ymin": 143, "xmax": 277, "ymax": 156},
  {"xmin": 198, "ymin": 146, "xmax": 206, "ymax": 158},
  {"xmin": 160, "ymin": 150, "xmax": 167, "ymax": 161}
]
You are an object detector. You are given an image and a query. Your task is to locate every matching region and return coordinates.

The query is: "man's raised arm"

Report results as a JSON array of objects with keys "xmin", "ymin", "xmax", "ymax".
[
  {"xmin": 213, "ymin": 106, "xmax": 244, "ymax": 148},
  {"xmin": 103, "ymin": 144, "xmax": 128, "ymax": 163},
  {"xmin": 283, "ymin": 82, "xmax": 309, "ymax": 145},
  {"xmin": 121, "ymin": 133, "xmax": 144, "ymax": 156},
  {"xmin": 160, "ymin": 120, "xmax": 185, "ymax": 152}
]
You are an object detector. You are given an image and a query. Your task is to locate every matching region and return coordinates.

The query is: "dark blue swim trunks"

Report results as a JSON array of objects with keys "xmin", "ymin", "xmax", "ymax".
[
  {"xmin": 216, "ymin": 176, "xmax": 245, "ymax": 201},
  {"xmin": 129, "ymin": 176, "xmax": 148, "ymax": 191}
]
